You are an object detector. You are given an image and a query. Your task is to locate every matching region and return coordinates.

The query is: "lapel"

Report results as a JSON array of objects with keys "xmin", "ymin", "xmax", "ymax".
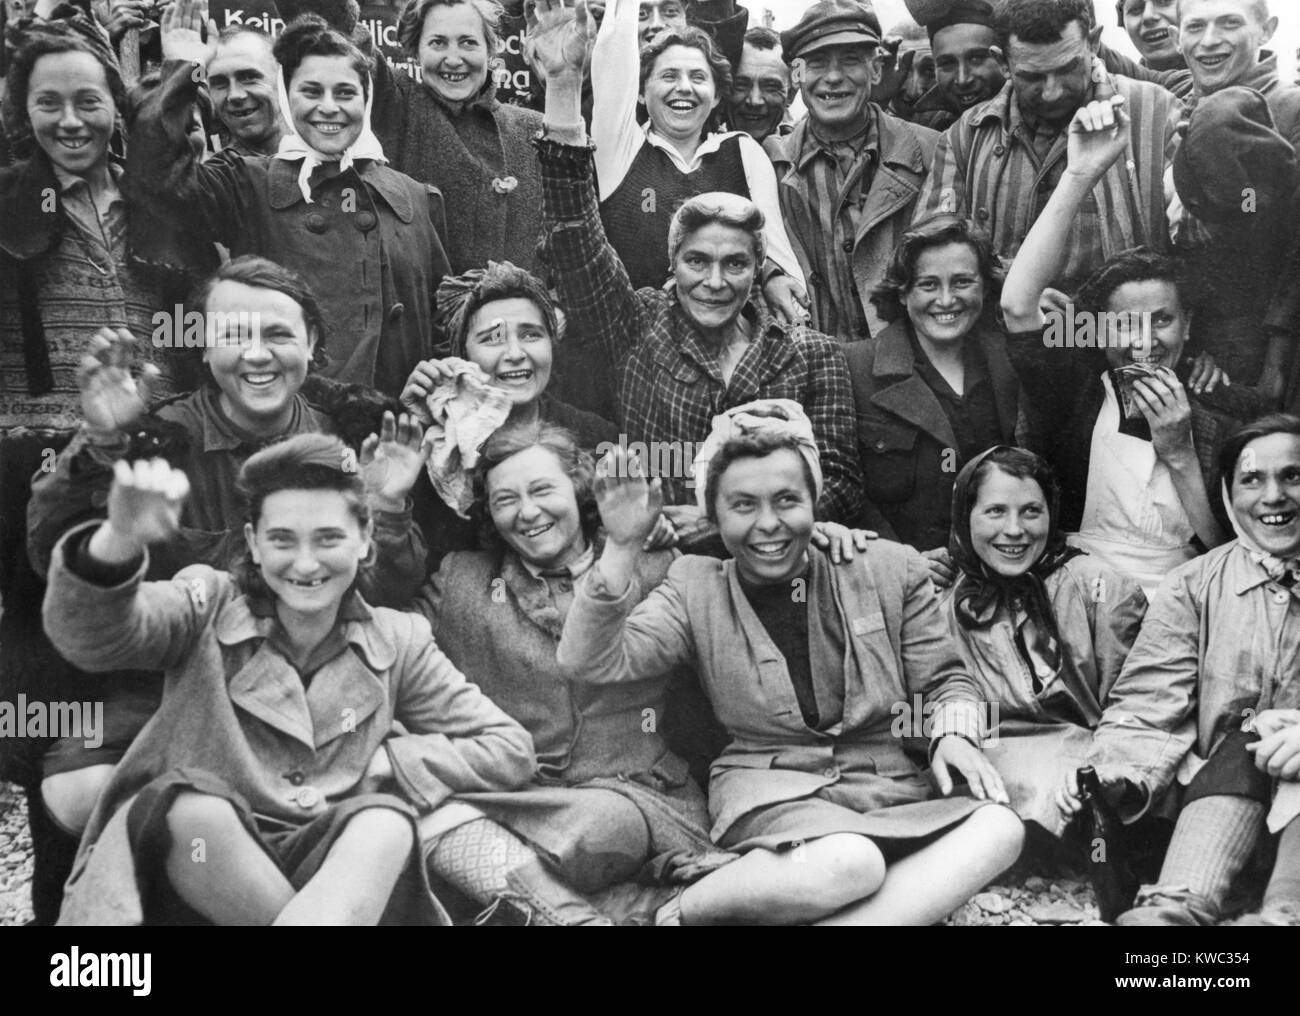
[
  {"xmin": 979, "ymin": 328, "xmax": 1021, "ymax": 439},
  {"xmin": 500, "ymin": 551, "xmax": 565, "ymax": 640},
  {"xmin": 855, "ymin": 112, "xmax": 927, "ymax": 243},
  {"xmin": 722, "ymin": 561, "xmax": 809, "ymax": 728},
  {"xmin": 869, "ymin": 321, "xmax": 960, "ymax": 450},
  {"xmin": 302, "ymin": 649, "xmax": 389, "ymax": 749},
  {"xmin": 217, "ymin": 596, "xmax": 394, "ymax": 750}
]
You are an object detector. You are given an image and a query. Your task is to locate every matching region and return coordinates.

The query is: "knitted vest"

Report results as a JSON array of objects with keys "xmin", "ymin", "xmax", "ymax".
[{"xmin": 599, "ymin": 135, "xmax": 748, "ymax": 291}]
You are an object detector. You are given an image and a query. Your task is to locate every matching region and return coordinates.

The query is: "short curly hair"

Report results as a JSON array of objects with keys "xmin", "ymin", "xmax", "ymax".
[
  {"xmin": 469, "ymin": 421, "xmax": 600, "ymax": 555},
  {"xmin": 639, "ymin": 26, "xmax": 732, "ymax": 135},
  {"xmin": 1075, "ymin": 247, "xmax": 1195, "ymax": 317},
  {"xmin": 869, "ymin": 213, "xmax": 1002, "ymax": 327}
]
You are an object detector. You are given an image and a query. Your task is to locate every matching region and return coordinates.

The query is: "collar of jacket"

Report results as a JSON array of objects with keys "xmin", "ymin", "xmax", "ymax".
[
  {"xmin": 194, "ymin": 384, "xmax": 314, "ymax": 453},
  {"xmin": 425, "ymin": 75, "xmax": 502, "ymax": 119},
  {"xmin": 214, "ymin": 589, "xmax": 395, "ymax": 670},
  {"xmin": 659, "ymin": 298, "xmax": 797, "ymax": 381},
  {"xmin": 867, "ymin": 317, "xmax": 1018, "ymax": 447},
  {"xmin": 498, "ymin": 536, "xmax": 602, "ymax": 640},
  {"xmin": 774, "ymin": 105, "xmax": 930, "ymax": 179},
  {"xmin": 266, "ymin": 158, "xmax": 416, "ymax": 222},
  {"xmin": 0, "ymin": 150, "xmax": 62, "ymax": 259}
]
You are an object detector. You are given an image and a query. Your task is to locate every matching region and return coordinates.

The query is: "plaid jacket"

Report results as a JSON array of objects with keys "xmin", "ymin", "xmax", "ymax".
[
  {"xmin": 914, "ymin": 62, "xmax": 1180, "ymax": 294},
  {"xmin": 536, "ymin": 138, "xmax": 865, "ymax": 523}
]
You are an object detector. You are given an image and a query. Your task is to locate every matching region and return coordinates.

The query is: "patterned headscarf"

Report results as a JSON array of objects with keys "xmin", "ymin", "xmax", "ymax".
[
  {"xmin": 947, "ymin": 446, "xmax": 1083, "ymax": 631},
  {"xmin": 435, "ymin": 261, "xmax": 561, "ymax": 358}
]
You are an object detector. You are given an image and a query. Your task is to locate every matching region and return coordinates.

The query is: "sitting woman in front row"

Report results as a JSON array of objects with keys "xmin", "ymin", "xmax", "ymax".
[
  {"xmin": 1067, "ymin": 415, "xmax": 1300, "ymax": 927},
  {"xmin": 942, "ymin": 445, "xmax": 1155, "ymax": 843},
  {"xmin": 557, "ymin": 401, "xmax": 1024, "ymax": 925},
  {"xmin": 413, "ymin": 421, "xmax": 733, "ymax": 925},
  {"xmin": 43, "ymin": 434, "xmax": 533, "ymax": 925}
]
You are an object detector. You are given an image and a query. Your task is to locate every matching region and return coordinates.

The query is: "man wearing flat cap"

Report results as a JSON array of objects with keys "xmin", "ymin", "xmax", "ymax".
[
  {"xmin": 764, "ymin": 0, "xmax": 940, "ymax": 346},
  {"xmin": 901, "ymin": 0, "xmax": 1007, "ymax": 131}
]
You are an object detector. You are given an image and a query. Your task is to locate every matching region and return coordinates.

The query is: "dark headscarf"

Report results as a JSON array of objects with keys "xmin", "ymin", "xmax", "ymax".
[
  {"xmin": 948, "ymin": 446, "xmax": 1083, "ymax": 632},
  {"xmin": 434, "ymin": 260, "xmax": 561, "ymax": 358}
]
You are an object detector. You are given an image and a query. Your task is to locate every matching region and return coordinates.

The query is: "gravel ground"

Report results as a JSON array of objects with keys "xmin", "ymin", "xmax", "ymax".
[
  {"xmin": 0, "ymin": 782, "xmax": 35, "ymax": 926},
  {"xmin": 0, "ymin": 778, "xmax": 1109, "ymax": 927}
]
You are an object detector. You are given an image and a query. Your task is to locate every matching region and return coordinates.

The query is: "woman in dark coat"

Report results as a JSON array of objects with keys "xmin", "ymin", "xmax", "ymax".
[
  {"xmin": 846, "ymin": 213, "xmax": 1028, "ymax": 556},
  {"xmin": 129, "ymin": 6, "xmax": 451, "ymax": 397}
]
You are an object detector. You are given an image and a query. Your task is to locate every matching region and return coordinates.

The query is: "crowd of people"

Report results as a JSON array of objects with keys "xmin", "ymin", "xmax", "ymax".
[{"xmin": 0, "ymin": 0, "xmax": 1298, "ymax": 927}]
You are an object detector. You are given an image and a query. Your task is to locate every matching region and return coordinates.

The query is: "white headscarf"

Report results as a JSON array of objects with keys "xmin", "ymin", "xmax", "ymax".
[{"xmin": 274, "ymin": 67, "xmax": 387, "ymax": 204}]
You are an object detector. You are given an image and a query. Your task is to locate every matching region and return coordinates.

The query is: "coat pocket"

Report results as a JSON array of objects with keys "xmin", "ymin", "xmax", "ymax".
[{"xmin": 857, "ymin": 419, "xmax": 919, "ymax": 504}]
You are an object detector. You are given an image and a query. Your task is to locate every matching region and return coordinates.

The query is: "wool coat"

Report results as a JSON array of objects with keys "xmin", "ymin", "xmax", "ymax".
[{"xmin": 43, "ymin": 522, "xmax": 535, "ymax": 925}]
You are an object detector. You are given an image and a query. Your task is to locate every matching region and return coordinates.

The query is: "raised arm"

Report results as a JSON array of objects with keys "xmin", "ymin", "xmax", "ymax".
[
  {"xmin": 358, "ymin": 411, "xmax": 432, "ymax": 606},
  {"xmin": 589, "ymin": 0, "xmax": 642, "ymax": 201},
  {"xmin": 556, "ymin": 447, "xmax": 696, "ymax": 685},
  {"xmin": 1001, "ymin": 98, "xmax": 1131, "ymax": 332},
  {"xmin": 42, "ymin": 462, "xmax": 204, "ymax": 675},
  {"xmin": 533, "ymin": 0, "xmax": 644, "ymax": 364},
  {"xmin": 126, "ymin": 0, "xmax": 249, "ymax": 246},
  {"xmin": 27, "ymin": 327, "xmax": 152, "ymax": 577}
]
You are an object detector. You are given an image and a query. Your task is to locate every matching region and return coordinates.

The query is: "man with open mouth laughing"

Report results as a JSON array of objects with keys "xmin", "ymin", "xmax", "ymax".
[
  {"xmin": 1175, "ymin": 0, "xmax": 1300, "ymax": 148},
  {"xmin": 764, "ymin": 0, "xmax": 942, "ymax": 345}
]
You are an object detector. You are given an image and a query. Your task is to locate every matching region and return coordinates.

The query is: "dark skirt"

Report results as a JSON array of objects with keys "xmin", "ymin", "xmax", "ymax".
[
  {"xmin": 719, "ymin": 768, "xmax": 992, "ymax": 856},
  {"xmin": 126, "ymin": 767, "xmax": 426, "ymax": 925}
]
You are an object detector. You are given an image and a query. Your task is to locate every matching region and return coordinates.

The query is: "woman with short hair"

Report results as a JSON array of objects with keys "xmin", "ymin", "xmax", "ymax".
[{"xmin": 43, "ymin": 433, "xmax": 534, "ymax": 925}]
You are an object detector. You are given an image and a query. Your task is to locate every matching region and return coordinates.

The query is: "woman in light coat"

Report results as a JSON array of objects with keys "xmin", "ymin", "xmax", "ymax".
[
  {"xmin": 558, "ymin": 400, "xmax": 1025, "ymax": 924},
  {"xmin": 940, "ymin": 445, "xmax": 1151, "ymax": 838},
  {"xmin": 44, "ymin": 434, "xmax": 533, "ymax": 925}
]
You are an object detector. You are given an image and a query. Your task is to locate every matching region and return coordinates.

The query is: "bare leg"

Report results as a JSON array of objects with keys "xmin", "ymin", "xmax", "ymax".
[
  {"xmin": 678, "ymin": 833, "xmax": 887, "ymax": 925},
  {"xmin": 816, "ymin": 804, "xmax": 1024, "ymax": 926},
  {"xmin": 274, "ymin": 807, "xmax": 414, "ymax": 926},
  {"xmin": 163, "ymin": 791, "xmax": 295, "ymax": 926},
  {"xmin": 42, "ymin": 765, "xmax": 115, "ymax": 836}
]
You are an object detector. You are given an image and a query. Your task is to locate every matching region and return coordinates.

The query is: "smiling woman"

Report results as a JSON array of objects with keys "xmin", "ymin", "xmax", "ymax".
[
  {"xmin": 41, "ymin": 433, "xmax": 534, "ymax": 925},
  {"xmin": 410, "ymin": 421, "xmax": 732, "ymax": 926},
  {"xmin": 591, "ymin": 0, "xmax": 803, "ymax": 302},
  {"xmin": 128, "ymin": 3, "xmax": 452, "ymax": 397},
  {"xmin": 845, "ymin": 214, "xmax": 1027, "ymax": 554}
]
